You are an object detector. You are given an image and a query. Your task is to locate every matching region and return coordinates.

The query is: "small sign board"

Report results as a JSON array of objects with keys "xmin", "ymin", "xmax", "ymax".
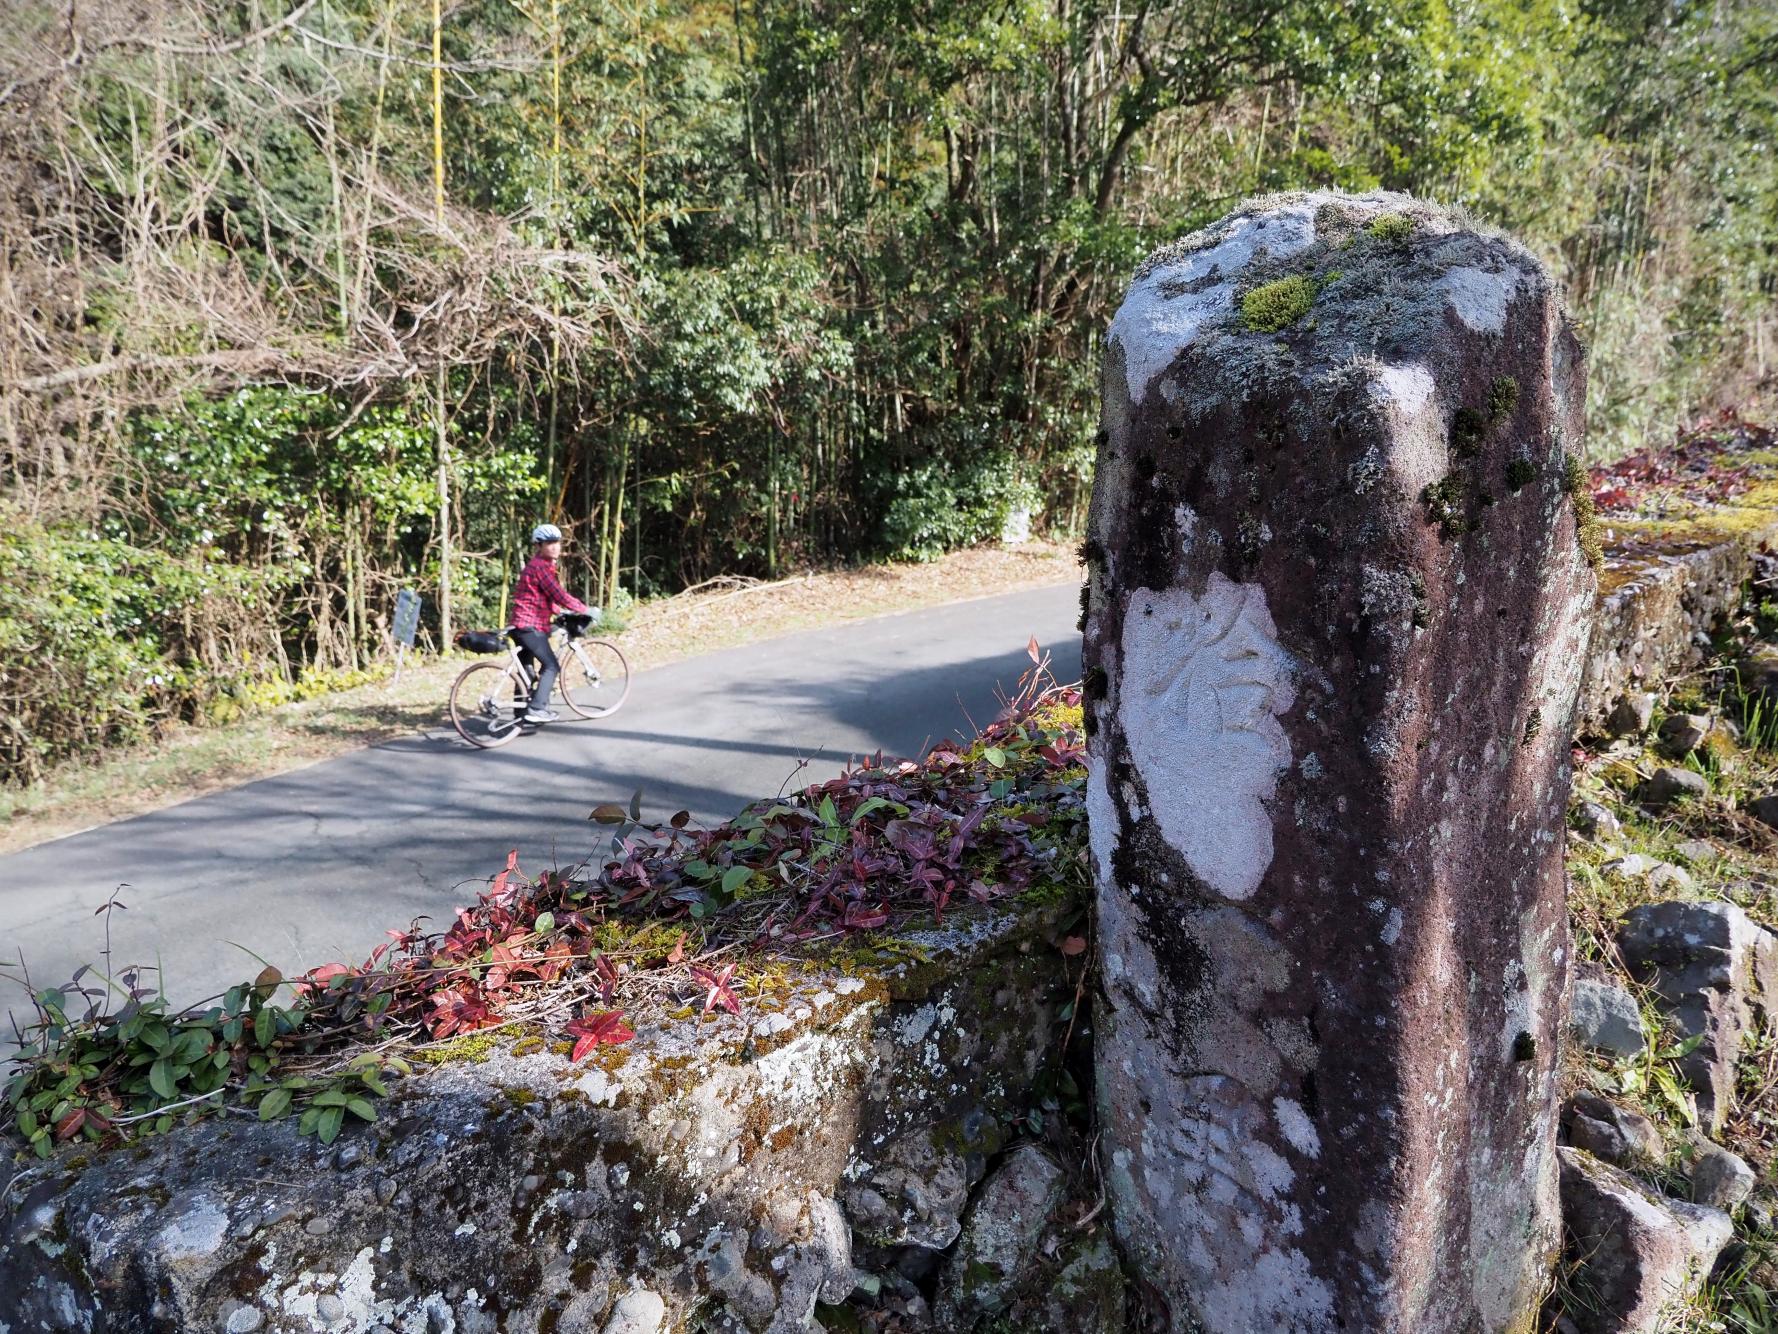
[{"xmin": 392, "ymin": 588, "xmax": 422, "ymax": 648}]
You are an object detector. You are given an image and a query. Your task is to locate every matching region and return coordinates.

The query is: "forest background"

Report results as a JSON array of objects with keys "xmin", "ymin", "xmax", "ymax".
[{"xmin": 1, "ymin": 0, "xmax": 1774, "ymax": 782}]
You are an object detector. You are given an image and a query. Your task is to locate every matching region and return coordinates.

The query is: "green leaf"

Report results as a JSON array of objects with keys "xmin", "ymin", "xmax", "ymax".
[
  {"xmin": 984, "ymin": 746, "xmax": 1006, "ymax": 767},
  {"xmin": 254, "ymin": 1005, "xmax": 275, "ymax": 1048},
  {"xmin": 298, "ymin": 1107, "xmax": 320, "ymax": 1137},
  {"xmin": 532, "ymin": 912, "xmax": 555, "ymax": 933},
  {"xmin": 148, "ymin": 1059, "xmax": 177, "ymax": 1100},
  {"xmin": 1658, "ymin": 1033, "xmax": 1705, "ymax": 1060},
  {"xmin": 317, "ymin": 1105, "xmax": 344, "ymax": 1145},
  {"xmin": 346, "ymin": 1098, "xmax": 378, "ymax": 1122},
  {"xmin": 721, "ymin": 865, "xmax": 752, "ymax": 896},
  {"xmin": 685, "ymin": 860, "xmax": 716, "ymax": 880},
  {"xmin": 259, "ymin": 1088, "xmax": 293, "ymax": 1121},
  {"xmin": 311, "ymin": 1089, "xmax": 349, "ymax": 1107}
]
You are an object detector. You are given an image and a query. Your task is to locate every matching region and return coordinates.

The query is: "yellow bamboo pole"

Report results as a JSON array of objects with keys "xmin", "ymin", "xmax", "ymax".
[{"xmin": 432, "ymin": 0, "xmax": 453, "ymax": 644}]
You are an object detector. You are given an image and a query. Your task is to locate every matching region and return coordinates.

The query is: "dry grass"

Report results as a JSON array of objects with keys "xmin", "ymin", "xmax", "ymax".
[{"xmin": 0, "ymin": 542, "xmax": 1081, "ymax": 855}]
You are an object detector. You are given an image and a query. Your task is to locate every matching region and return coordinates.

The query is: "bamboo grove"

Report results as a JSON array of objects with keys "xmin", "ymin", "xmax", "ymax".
[{"xmin": 1, "ymin": 0, "xmax": 1774, "ymax": 779}]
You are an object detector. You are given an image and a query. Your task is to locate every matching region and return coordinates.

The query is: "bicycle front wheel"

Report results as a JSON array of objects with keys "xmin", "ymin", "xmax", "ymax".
[
  {"xmin": 450, "ymin": 661, "xmax": 526, "ymax": 748},
  {"xmin": 558, "ymin": 638, "xmax": 631, "ymax": 719}
]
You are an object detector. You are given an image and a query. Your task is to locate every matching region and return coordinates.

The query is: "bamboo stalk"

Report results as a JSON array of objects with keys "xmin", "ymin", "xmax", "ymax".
[{"xmin": 432, "ymin": 0, "xmax": 452, "ymax": 645}]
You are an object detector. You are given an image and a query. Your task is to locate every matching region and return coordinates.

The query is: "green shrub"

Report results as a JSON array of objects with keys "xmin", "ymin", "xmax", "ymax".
[
  {"xmin": 880, "ymin": 454, "xmax": 1043, "ymax": 562},
  {"xmin": 0, "ymin": 511, "xmax": 285, "ymax": 783}
]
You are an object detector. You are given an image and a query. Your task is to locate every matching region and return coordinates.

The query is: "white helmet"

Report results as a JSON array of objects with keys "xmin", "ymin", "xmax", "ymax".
[{"xmin": 531, "ymin": 523, "xmax": 563, "ymax": 543}]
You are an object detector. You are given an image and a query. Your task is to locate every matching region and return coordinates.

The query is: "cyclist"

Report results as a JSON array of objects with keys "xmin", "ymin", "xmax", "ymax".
[{"xmin": 510, "ymin": 523, "xmax": 591, "ymax": 723}]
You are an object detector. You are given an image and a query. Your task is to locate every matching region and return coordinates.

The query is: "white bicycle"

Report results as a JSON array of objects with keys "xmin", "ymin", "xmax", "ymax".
[{"xmin": 449, "ymin": 612, "xmax": 630, "ymax": 748}]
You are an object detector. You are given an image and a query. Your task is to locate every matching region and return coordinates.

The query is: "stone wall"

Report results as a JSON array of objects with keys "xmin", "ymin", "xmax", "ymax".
[
  {"xmin": 0, "ymin": 905, "xmax": 1100, "ymax": 1334},
  {"xmin": 1578, "ymin": 487, "xmax": 1778, "ymax": 732}
]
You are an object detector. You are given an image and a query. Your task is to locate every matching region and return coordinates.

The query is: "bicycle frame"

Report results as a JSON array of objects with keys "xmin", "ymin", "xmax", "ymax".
[{"xmin": 505, "ymin": 627, "xmax": 594, "ymax": 699}]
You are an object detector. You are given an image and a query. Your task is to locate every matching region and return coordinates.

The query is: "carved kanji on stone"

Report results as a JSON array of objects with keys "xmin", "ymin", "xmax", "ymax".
[{"xmin": 1084, "ymin": 191, "xmax": 1595, "ymax": 1332}]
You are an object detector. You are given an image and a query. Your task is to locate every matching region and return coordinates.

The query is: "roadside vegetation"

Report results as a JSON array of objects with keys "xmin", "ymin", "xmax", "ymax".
[
  {"xmin": 3, "ymin": 660, "xmax": 1088, "ymax": 1158},
  {"xmin": 4, "ymin": 0, "xmax": 1775, "ymax": 782}
]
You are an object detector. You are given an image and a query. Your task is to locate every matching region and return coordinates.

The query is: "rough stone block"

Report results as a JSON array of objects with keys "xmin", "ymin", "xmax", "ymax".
[
  {"xmin": 1618, "ymin": 899, "xmax": 1778, "ymax": 1131},
  {"xmin": 1085, "ymin": 191, "xmax": 1593, "ymax": 1330},
  {"xmin": 1605, "ymin": 693, "xmax": 1655, "ymax": 738},
  {"xmin": 1571, "ymin": 799, "xmax": 1622, "ymax": 840},
  {"xmin": 0, "ymin": 908, "xmax": 1070, "ymax": 1334},
  {"xmin": 1689, "ymin": 1141, "xmax": 1756, "ymax": 1212},
  {"xmin": 1577, "ymin": 513, "xmax": 1778, "ymax": 732},
  {"xmin": 1656, "ymin": 713, "xmax": 1712, "ymax": 757},
  {"xmin": 1561, "ymin": 1093, "xmax": 1663, "ymax": 1166},
  {"xmin": 1557, "ymin": 1147, "xmax": 1733, "ymax": 1334},
  {"xmin": 1748, "ymin": 793, "xmax": 1778, "ymax": 830},
  {"xmin": 1569, "ymin": 979, "xmax": 1646, "ymax": 1060},
  {"xmin": 934, "ymin": 1143, "xmax": 1067, "ymax": 1322},
  {"xmin": 1647, "ymin": 767, "xmax": 1707, "ymax": 805}
]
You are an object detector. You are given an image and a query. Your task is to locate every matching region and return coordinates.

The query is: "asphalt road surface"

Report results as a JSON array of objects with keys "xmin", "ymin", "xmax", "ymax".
[{"xmin": 0, "ymin": 583, "xmax": 1079, "ymax": 1018}]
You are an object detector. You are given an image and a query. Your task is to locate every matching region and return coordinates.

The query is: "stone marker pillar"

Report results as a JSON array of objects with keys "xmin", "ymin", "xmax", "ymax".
[{"xmin": 1084, "ymin": 191, "xmax": 1595, "ymax": 1332}]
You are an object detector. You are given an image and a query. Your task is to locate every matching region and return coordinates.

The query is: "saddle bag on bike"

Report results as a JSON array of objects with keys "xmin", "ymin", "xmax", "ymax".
[{"xmin": 455, "ymin": 629, "xmax": 506, "ymax": 654}]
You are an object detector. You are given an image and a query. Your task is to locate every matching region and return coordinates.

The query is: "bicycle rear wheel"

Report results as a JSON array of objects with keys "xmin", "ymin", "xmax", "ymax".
[
  {"xmin": 450, "ymin": 661, "xmax": 526, "ymax": 748},
  {"xmin": 558, "ymin": 638, "xmax": 631, "ymax": 719}
]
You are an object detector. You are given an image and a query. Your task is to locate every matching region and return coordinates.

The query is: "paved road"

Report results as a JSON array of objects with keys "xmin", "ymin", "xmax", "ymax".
[{"xmin": 0, "ymin": 584, "xmax": 1079, "ymax": 1016}]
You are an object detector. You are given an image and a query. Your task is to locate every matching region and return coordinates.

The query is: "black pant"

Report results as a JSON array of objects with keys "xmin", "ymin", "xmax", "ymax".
[{"xmin": 512, "ymin": 628, "xmax": 559, "ymax": 712}]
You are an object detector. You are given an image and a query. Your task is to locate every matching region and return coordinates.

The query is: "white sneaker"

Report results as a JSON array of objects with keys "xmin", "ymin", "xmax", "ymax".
[{"xmin": 522, "ymin": 707, "xmax": 560, "ymax": 724}]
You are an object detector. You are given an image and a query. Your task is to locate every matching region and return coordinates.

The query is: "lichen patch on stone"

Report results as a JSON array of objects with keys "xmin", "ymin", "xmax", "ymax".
[{"xmin": 1107, "ymin": 204, "xmax": 1318, "ymax": 403}]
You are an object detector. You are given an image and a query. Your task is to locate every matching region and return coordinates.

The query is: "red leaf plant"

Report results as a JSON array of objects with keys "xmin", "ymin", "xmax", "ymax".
[
  {"xmin": 566, "ymin": 1010, "xmax": 635, "ymax": 1062},
  {"xmin": 690, "ymin": 963, "xmax": 742, "ymax": 1016}
]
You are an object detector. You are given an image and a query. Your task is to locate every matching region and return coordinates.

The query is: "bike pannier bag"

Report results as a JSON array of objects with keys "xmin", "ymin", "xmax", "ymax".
[{"xmin": 455, "ymin": 629, "xmax": 506, "ymax": 654}]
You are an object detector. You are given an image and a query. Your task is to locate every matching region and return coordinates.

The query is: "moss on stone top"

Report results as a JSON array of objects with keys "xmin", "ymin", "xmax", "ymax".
[
  {"xmin": 1366, "ymin": 212, "xmax": 1413, "ymax": 245},
  {"xmin": 1241, "ymin": 274, "xmax": 1316, "ymax": 333}
]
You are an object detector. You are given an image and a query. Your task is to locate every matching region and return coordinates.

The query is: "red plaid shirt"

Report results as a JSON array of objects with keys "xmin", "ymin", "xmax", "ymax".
[{"xmin": 511, "ymin": 555, "xmax": 588, "ymax": 632}]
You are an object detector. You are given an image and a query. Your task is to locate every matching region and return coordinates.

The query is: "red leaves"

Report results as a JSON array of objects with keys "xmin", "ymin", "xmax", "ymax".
[
  {"xmin": 1059, "ymin": 935, "xmax": 1088, "ymax": 958},
  {"xmin": 489, "ymin": 848, "xmax": 521, "ymax": 901},
  {"xmin": 1588, "ymin": 414, "xmax": 1774, "ymax": 517},
  {"xmin": 566, "ymin": 1010, "xmax": 635, "ymax": 1061},
  {"xmin": 690, "ymin": 963, "xmax": 742, "ymax": 1016},
  {"xmin": 294, "ymin": 962, "xmax": 352, "ymax": 996},
  {"xmin": 594, "ymin": 954, "xmax": 620, "ymax": 1006},
  {"xmin": 426, "ymin": 986, "xmax": 501, "ymax": 1039}
]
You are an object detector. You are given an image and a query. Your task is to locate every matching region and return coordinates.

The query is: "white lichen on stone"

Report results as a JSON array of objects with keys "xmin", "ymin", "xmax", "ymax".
[
  {"xmin": 1436, "ymin": 265, "xmax": 1523, "ymax": 334},
  {"xmin": 1107, "ymin": 205, "xmax": 1318, "ymax": 403},
  {"xmin": 577, "ymin": 1067, "xmax": 623, "ymax": 1106},
  {"xmin": 1367, "ymin": 362, "xmax": 1436, "ymax": 416},
  {"xmin": 1273, "ymin": 1097, "xmax": 1321, "ymax": 1159},
  {"xmin": 1118, "ymin": 573, "xmax": 1295, "ymax": 899}
]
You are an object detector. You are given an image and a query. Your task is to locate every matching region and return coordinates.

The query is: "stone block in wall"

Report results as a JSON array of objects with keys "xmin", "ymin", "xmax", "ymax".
[
  {"xmin": 1617, "ymin": 898, "xmax": 1778, "ymax": 1133},
  {"xmin": 0, "ymin": 905, "xmax": 1074, "ymax": 1334},
  {"xmin": 1556, "ymin": 1147, "xmax": 1733, "ymax": 1334}
]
